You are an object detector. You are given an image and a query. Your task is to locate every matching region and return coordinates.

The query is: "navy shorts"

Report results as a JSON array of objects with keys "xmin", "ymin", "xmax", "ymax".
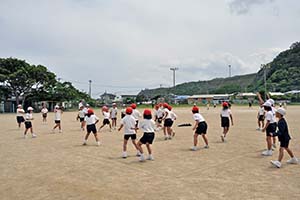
[
  {"xmin": 42, "ymin": 113, "xmax": 47, "ymax": 118},
  {"xmin": 79, "ymin": 117, "xmax": 84, "ymax": 122},
  {"xmin": 17, "ymin": 116, "xmax": 25, "ymax": 124},
  {"xmin": 195, "ymin": 121, "xmax": 208, "ymax": 135},
  {"xmin": 164, "ymin": 118, "xmax": 173, "ymax": 127},
  {"xmin": 103, "ymin": 119, "xmax": 110, "ymax": 125},
  {"xmin": 55, "ymin": 120, "xmax": 61, "ymax": 124},
  {"xmin": 124, "ymin": 134, "xmax": 137, "ymax": 140},
  {"xmin": 87, "ymin": 124, "xmax": 97, "ymax": 134},
  {"xmin": 266, "ymin": 123, "xmax": 277, "ymax": 137},
  {"xmin": 221, "ymin": 117, "xmax": 230, "ymax": 128},
  {"xmin": 258, "ymin": 115, "xmax": 265, "ymax": 121},
  {"xmin": 280, "ymin": 140, "xmax": 290, "ymax": 148},
  {"xmin": 139, "ymin": 132, "xmax": 155, "ymax": 144},
  {"xmin": 25, "ymin": 121, "xmax": 32, "ymax": 129}
]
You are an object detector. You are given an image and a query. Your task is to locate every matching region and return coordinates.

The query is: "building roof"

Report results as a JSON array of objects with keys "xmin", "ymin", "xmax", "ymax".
[
  {"xmin": 236, "ymin": 92, "xmax": 257, "ymax": 97},
  {"xmin": 269, "ymin": 92, "xmax": 285, "ymax": 96}
]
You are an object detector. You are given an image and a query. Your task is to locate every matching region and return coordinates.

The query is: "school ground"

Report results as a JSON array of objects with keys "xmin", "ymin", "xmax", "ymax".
[{"xmin": 0, "ymin": 106, "xmax": 300, "ymax": 200}]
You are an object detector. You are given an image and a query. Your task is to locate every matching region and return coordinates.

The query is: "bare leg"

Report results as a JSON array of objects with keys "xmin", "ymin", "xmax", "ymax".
[
  {"xmin": 146, "ymin": 143, "xmax": 152, "ymax": 155},
  {"xmin": 85, "ymin": 133, "xmax": 90, "ymax": 140},
  {"xmin": 266, "ymin": 136, "xmax": 272, "ymax": 150},
  {"xmin": 137, "ymin": 141, "xmax": 144, "ymax": 154},
  {"xmin": 193, "ymin": 134, "xmax": 198, "ymax": 147},
  {"xmin": 278, "ymin": 147, "xmax": 284, "ymax": 162},
  {"xmin": 123, "ymin": 139, "xmax": 128, "ymax": 152},
  {"xmin": 131, "ymin": 139, "xmax": 139, "ymax": 151},
  {"xmin": 285, "ymin": 148, "xmax": 295, "ymax": 158},
  {"xmin": 94, "ymin": 133, "xmax": 99, "ymax": 142},
  {"xmin": 202, "ymin": 134, "xmax": 209, "ymax": 146}
]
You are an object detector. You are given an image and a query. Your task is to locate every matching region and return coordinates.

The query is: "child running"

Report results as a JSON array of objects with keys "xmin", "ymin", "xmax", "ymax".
[
  {"xmin": 82, "ymin": 109, "xmax": 100, "ymax": 146},
  {"xmin": 168, "ymin": 105, "xmax": 177, "ymax": 137},
  {"xmin": 191, "ymin": 106, "xmax": 209, "ymax": 151},
  {"xmin": 137, "ymin": 109, "xmax": 156, "ymax": 162},
  {"xmin": 220, "ymin": 102, "xmax": 233, "ymax": 142},
  {"xmin": 41, "ymin": 105, "xmax": 48, "ymax": 124},
  {"xmin": 77, "ymin": 105, "xmax": 86, "ymax": 131},
  {"xmin": 131, "ymin": 103, "xmax": 142, "ymax": 128},
  {"xmin": 257, "ymin": 105, "xmax": 265, "ymax": 131},
  {"xmin": 110, "ymin": 103, "xmax": 118, "ymax": 130},
  {"xmin": 261, "ymin": 101, "xmax": 276, "ymax": 156},
  {"xmin": 52, "ymin": 105, "xmax": 63, "ymax": 133},
  {"xmin": 98, "ymin": 106, "xmax": 112, "ymax": 132},
  {"xmin": 118, "ymin": 107, "xmax": 141, "ymax": 158},
  {"xmin": 162, "ymin": 103, "xmax": 173, "ymax": 140},
  {"xmin": 24, "ymin": 107, "xmax": 37, "ymax": 138},
  {"xmin": 270, "ymin": 108, "xmax": 298, "ymax": 168},
  {"xmin": 16, "ymin": 104, "xmax": 25, "ymax": 128}
]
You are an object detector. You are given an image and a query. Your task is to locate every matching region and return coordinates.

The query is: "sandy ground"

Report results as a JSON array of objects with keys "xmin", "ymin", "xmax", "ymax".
[{"xmin": 0, "ymin": 105, "xmax": 300, "ymax": 200}]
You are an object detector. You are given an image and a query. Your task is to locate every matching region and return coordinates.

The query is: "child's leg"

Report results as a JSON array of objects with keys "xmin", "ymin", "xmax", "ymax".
[
  {"xmin": 123, "ymin": 139, "xmax": 128, "ymax": 152},
  {"xmin": 285, "ymin": 147, "xmax": 295, "ymax": 158},
  {"xmin": 202, "ymin": 134, "xmax": 209, "ymax": 146},
  {"xmin": 257, "ymin": 120, "xmax": 260, "ymax": 128},
  {"xmin": 163, "ymin": 126, "xmax": 167, "ymax": 136},
  {"xmin": 193, "ymin": 134, "xmax": 198, "ymax": 147},
  {"xmin": 24, "ymin": 128, "xmax": 28, "ymax": 135},
  {"xmin": 94, "ymin": 133, "xmax": 99, "ymax": 142},
  {"xmin": 53, "ymin": 124, "xmax": 58, "ymax": 130},
  {"xmin": 85, "ymin": 133, "xmax": 90, "ymax": 140},
  {"xmin": 167, "ymin": 127, "xmax": 172, "ymax": 136},
  {"xmin": 131, "ymin": 139, "xmax": 139, "ymax": 151},
  {"xmin": 272, "ymin": 136, "xmax": 276, "ymax": 145},
  {"xmin": 146, "ymin": 143, "xmax": 152, "ymax": 155},
  {"xmin": 30, "ymin": 127, "xmax": 33, "ymax": 134},
  {"xmin": 266, "ymin": 136, "xmax": 272, "ymax": 150},
  {"xmin": 278, "ymin": 147, "xmax": 284, "ymax": 162},
  {"xmin": 137, "ymin": 141, "xmax": 144, "ymax": 154},
  {"xmin": 58, "ymin": 123, "xmax": 61, "ymax": 130}
]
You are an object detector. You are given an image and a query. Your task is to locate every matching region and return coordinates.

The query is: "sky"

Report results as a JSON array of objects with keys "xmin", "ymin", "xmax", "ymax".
[{"xmin": 0, "ymin": 0, "xmax": 299, "ymax": 97}]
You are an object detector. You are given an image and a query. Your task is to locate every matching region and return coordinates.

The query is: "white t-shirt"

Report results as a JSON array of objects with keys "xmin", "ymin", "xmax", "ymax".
[
  {"xmin": 132, "ymin": 109, "xmax": 141, "ymax": 121},
  {"xmin": 78, "ymin": 110, "xmax": 85, "ymax": 118},
  {"xmin": 265, "ymin": 110, "xmax": 276, "ymax": 123},
  {"xmin": 16, "ymin": 108, "xmax": 25, "ymax": 116},
  {"xmin": 54, "ymin": 109, "xmax": 62, "ymax": 120},
  {"xmin": 221, "ymin": 109, "xmax": 231, "ymax": 117},
  {"xmin": 103, "ymin": 111, "xmax": 110, "ymax": 119},
  {"xmin": 41, "ymin": 108, "xmax": 48, "ymax": 114},
  {"xmin": 258, "ymin": 107, "xmax": 265, "ymax": 115},
  {"xmin": 110, "ymin": 107, "xmax": 118, "ymax": 118},
  {"xmin": 120, "ymin": 115, "xmax": 136, "ymax": 135},
  {"xmin": 193, "ymin": 113, "xmax": 205, "ymax": 122},
  {"xmin": 139, "ymin": 119, "xmax": 156, "ymax": 133},
  {"xmin": 84, "ymin": 114, "xmax": 99, "ymax": 125},
  {"xmin": 83, "ymin": 107, "xmax": 88, "ymax": 115},
  {"xmin": 25, "ymin": 113, "xmax": 33, "ymax": 121},
  {"xmin": 156, "ymin": 108, "xmax": 164, "ymax": 118},
  {"xmin": 164, "ymin": 108, "xmax": 172, "ymax": 119},
  {"xmin": 170, "ymin": 111, "xmax": 177, "ymax": 121},
  {"xmin": 78, "ymin": 102, "xmax": 83, "ymax": 109}
]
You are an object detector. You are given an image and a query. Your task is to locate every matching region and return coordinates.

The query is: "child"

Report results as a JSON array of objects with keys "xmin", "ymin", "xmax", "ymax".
[
  {"xmin": 137, "ymin": 109, "xmax": 156, "ymax": 161},
  {"xmin": 16, "ymin": 104, "xmax": 25, "ymax": 128},
  {"xmin": 270, "ymin": 108, "xmax": 298, "ymax": 168},
  {"xmin": 257, "ymin": 105, "xmax": 265, "ymax": 131},
  {"xmin": 52, "ymin": 105, "xmax": 63, "ymax": 133},
  {"xmin": 220, "ymin": 102, "xmax": 233, "ymax": 142},
  {"xmin": 154, "ymin": 104, "xmax": 164, "ymax": 128},
  {"xmin": 118, "ymin": 107, "xmax": 140, "ymax": 158},
  {"xmin": 162, "ymin": 103, "xmax": 173, "ymax": 140},
  {"xmin": 168, "ymin": 105, "xmax": 177, "ymax": 137},
  {"xmin": 261, "ymin": 102, "xmax": 276, "ymax": 156},
  {"xmin": 24, "ymin": 107, "xmax": 37, "ymax": 138},
  {"xmin": 82, "ymin": 109, "xmax": 100, "ymax": 146},
  {"xmin": 98, "ymin": 106, "xmax": 112, "ymax": 132},
  {"xmin": 110, "ymin": 103, "xmax": 118, "ymax": 130},
  {"xmin": 191, "ymin": 106, "xmax": 209, "ymax": 151},
  {"xmin": 131, "ymin": 103, "xmax": 142, "ymax": 128},
  {"xmin": 77, "ymin": 105, "xmax": 86, "ymax": 131},
  {"xmin": 41, "ymin": 106, "xmax": 48, "ymax": 123}
]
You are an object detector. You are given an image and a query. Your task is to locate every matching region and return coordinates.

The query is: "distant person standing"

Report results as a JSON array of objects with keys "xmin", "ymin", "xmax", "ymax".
[
  {"xmin": 82, "ymin": 109, "xmax": 100, "ymax": 146},
  {"xmin": 110, "ymin": 103, "xmax": 118, "ymax": 130},
  {"xmin": 52, "ymin": 105, "xmax": 63, "ymax": 133},
  {"xmin": 77, "ymin": 105, "xmax": 86, "ymax": 131},
  {"xmin": 24, "ymin": 107, "xmax": 37, "ymax": 138},
  {"xmin": 257, "ymin": 105, "xmax": 265, "ymax": 131},
  {"xmin": 131, "ymin": 103, "xmax": 142, "ymax": 128},
  {"xmin": 16, "ymin": 104, "xmax": 25, "ymax": 128},
  {"xmin": 41, "ymin": 106, "xmax": 48, "ymax": 123},
  {"xmin": 220, "ymin": 102, "xmax": 233, "ymax": 142},
  {"xmin": 98, "ymin": 106, "xmax": 112, "ymax": 132},
  {"xmin": 191, "ymin": 106, "xmax": 209, "ymax": 151},
  {"xmin": 261, "ymin": 101, "xmax": 276, "ymax": 156}
]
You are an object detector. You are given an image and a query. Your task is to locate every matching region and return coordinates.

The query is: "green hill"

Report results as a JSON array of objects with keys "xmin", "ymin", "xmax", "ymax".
[{"xmin": 137, "ymin": 42, "xmax": 300, "ymax": 100}]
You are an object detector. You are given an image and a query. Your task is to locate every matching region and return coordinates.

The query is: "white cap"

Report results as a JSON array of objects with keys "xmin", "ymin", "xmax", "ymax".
[
  {"xmin": 263, "ymin": 102, "xmax": 272, "ymax": 107},
  {"xmin": 17, "ymin": 104, "xmax": 22, "ymax": 108},
  {"xmin": 112, "ymin": 103, "xmax": 116, "ymax": 106},
  {"xmin": 267, "ymin": 99, "xmax": 275, "ymax": 106},
  {"xmin": 27, "ymin": 107, "xmax": 34, "ymax": 111},
  {"xmin": 55, "ymin": 105, "xmax": 59, "ymax": 109},
  {"xmin": 86, "ymin": 104, "xmax": 90, "ymax": 107},
  {"xmin": 276, "ymin": 108, "xmax": 286, "ymax": 116}
]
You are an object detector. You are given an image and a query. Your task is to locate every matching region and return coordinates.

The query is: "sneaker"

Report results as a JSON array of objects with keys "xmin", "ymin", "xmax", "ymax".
[
  {"xmin": 191, "ymin": 146, "xmax": 198, "ymax": 151},
  {"xmin": 97, "ymin": 141, "xmax": 100, "ymax": 146},
  {"xmin": 221, "ymin": 135, "xmax": 225, "ymax": 142},
  {"xmin": 136, "ymin": 151, "xmax": 141, "ymax": 157},
  {"xmin": 204, "ymin": 145, "xmax": 209, "ymax": 149},
  {"xmin": 32, "ymin": 133, "xmax": 37, "ymax": 138},
  {"xmin": 59, "ymin": 130, "xmax": 62, "ymax": 133},
  {"xmin": 272, "ymin": 144, "xmax": 276, "ymax": 149},
  {"xmin": 147, "ymin": 155, "xmax": 154, "ymax": 161},
  {"xmin": 164, "ymin": 137, "xmax": 168, "ymax": 140},
  {"xmin": 168, "ymin": 136, "xmax": 172, "ymax": 140},
  {"xmin": 122, "ymin": 152, "xmax": 127, "ymax": 158},
  {"xmin": 139, "ymin": 154, "xmax": 145, "ymax": 162},
  {"xmin": 271, "ymin": 160, "xmax": 281, "ymax": 168},
  {"xmin": 287, "ymin": 157, "xmax": 298, "ymax": 164},
  {"xmin": 24, "ymin": 134, "xmax": 27, "ymax": 139},
  {"xmin": 262, "ymin": 150, "xmax": 273, "ymax": 156},
  {"xmin": 82, "ymin": 142, "xmax": 87, "ymax": 146}
]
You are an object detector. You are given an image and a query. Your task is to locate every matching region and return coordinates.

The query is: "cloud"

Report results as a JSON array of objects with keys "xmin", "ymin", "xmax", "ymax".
[{"xmin": 228, "ymin": 0, "xmax": 276, "ymax": 15}]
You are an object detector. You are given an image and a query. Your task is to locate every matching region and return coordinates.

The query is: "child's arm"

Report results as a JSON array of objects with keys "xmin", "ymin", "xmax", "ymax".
[
  {"xmin": 230, "ymin": 114, "xmax": 233, "ymax": 126},
  {"xmin": 262, "ymin": 120, "xmax": 270, "ymax": 132},
  {"xmin": 95, "ymin": 120, "xmax": 99, "ymax": 125},
  {"xmin": 256, "ymin": 92, "xmax": 264, "ymax": 105},
  {"xmin": 192, "ymin": 121, "xmax": 199, "ymax": 131},
  {"xmin": 118, "ymin": 124, "xmax": 124, "ymax": 131}
]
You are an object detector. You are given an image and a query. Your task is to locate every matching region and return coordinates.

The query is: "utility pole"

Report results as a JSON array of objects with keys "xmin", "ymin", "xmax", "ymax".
[
  {"xmin": 170, "ymin": 67, "xmax": 179, "ymax": 88},
  {"xmin": 88, "ymin": 80, "xmax": 92, "ymax": 97},
  {"xmin": 261, "ymin": 64, "xmax": 269, "ymax": 100},
  {"xmin": 228, "ymin": 65, "xmax": 232, "ymax": 78}
]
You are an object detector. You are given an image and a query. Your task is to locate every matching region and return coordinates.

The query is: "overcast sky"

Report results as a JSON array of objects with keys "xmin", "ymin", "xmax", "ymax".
[{"xmin": 0, "ymin": 0, "xmax": 299, "ymax": 97}]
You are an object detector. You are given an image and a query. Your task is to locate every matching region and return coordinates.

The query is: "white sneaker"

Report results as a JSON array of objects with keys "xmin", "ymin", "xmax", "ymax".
[
  {"xmin": 147, "ymin": 155, "xmax": 154, "ymax": 161},
  {"xmin": 82, "ymin": 142, "xmax": 87, "ymax": 146},
  {"xmin": 256, "ymin": 128, "xmax": 261, "ymax": 131},
  {"xmin": 122, "ymin": 152, "xmax": 127, "ymax": 158},
  {"xmin": 164, "ymin": 137, "xmax": 168, "ymax": 140},
  {"xmin": 262, "ymin": 150, "xmax": 272, "ymax": 156},
  {"xmin": 136, "ymin": 151, "xmax": 141, "ymax": 157},
  {"xmin": 168, "ymin": 136, "xmax": 172, "ymax": 140},
  {"xmin": 191, "ymin": 146, "xmax": 198, "ymax": 151},
  {"xmin": 32, "ymin": 133, "xmax": 37, "ymax": 138},
  {"xmin": 271, "ymin": 160, "xmax": 281, "ymax": 168},
  {"xmin": 221, "ymin": 135, "xmax": 225, "ymax": 142},
  {"xmin": 287, "ymin": 157, "xmax": 298, "ymax": 164},
  {"xmin": 96, "ymin": 141, "xmax": 100, "ymax": 146},
  {"xmin": 59, "ymin": 130, "xmax": 62, "ymax": 133},
  {"xmin": 139, "ymin": 154, "xmax": 145, "ymax": 162}
]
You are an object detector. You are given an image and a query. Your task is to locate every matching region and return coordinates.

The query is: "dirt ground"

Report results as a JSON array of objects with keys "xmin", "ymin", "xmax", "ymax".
[{"xmin": 0, "ymin": 105, "xmax": 299, "ymax": 200}]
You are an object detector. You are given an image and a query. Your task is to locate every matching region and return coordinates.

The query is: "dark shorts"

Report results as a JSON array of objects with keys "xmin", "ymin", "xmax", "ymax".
[
  {"xmin": 195, "ymin": 121, "xmax": 208, "ymax": 135},
  {"xmin": 42, "ymin": 113, "xmax": 47, "ymax": 118},
  {"xmin": 124, "ymin": 134, "xmax": 137, "ymax": 140},
  {"xmin": 121, "ymin": 113, "xmax": 126, "ymax": 119},
  {"xmin": 280, "ymin": 140, "xmax": 290, "ymax": 148},
  {"xmin": 87, "ymin": 124, "xmax": 97, "ymax": 134},
  {"xmin": 258, "ymin": 115, "xmax": 265, "ymax": 121},
  {"xmin": 55, "ymin": 120, "xmax": 61, "ymax": 124},
  {"xmin": 103, "ymin": 119, "xmax": 110, "ymax": 125},
  {"xmin": 135, "ymin": 120, "xmax": 139, "ymax": 128},
  {"xmin": 221, "ymin": 117, "xmax": 230, "ymax": 128},
  {"xmin": 25, "ymin": 121, "xmax": 32, "ymax": 129},
  {"xmin": 164, "ymin": 118, "xmax": 173, "ymax": 127},
  {"xmin": 157, "ymin": 117, "xmax": 163, "ymax": 124},
  {"xmin": 79, "ymin": 117, "xmax": 84, "ymax": 122},
  {"xmin": 17, "ymin": 116, "xmax": 25, "ymax": 124},
  {"xmin": 111, "ymin": 117, "xmax": 117, "ymax": 120},
  {"xmin": 266, "ymin": 123, "xmax": 277, "ymax": 137},
  {"xmin": 140, "ymin": 132, "xmax": 155, "ymax": 144}
]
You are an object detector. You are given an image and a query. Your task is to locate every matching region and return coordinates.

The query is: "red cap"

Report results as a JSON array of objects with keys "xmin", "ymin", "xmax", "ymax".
[
  {"xmin": 87, "ymin": 109, "xmax": 94, "ymax": 115},
  {"xmin": 168, "ymin": 105, "xmax": 172, "ymax": 111},
  {"xmin": 126, "ymin": 107, "xmax": 133, "ymax": 114},
  {"xmin": 192, "ymin": 106, "xmax": 199, "ymax": 112},
  {"xmin": 222, "ymin": 102, "xmax": 228, "ymax": 107},
  {"xmin": 163, "ymin": 103, "xmax": 169, "ymax": 108},
  {"xmin": 131, "ymin": 103, "xmax": 137, "ymax": 109},
  {"xmin": 143, "ymin": 109, "xmax": 152, "ymax": 115}
]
